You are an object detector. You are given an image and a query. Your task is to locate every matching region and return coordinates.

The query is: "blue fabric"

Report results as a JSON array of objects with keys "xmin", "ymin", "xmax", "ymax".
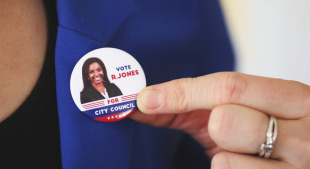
[{"xmin": 55, "ymin": 0, "xmax": 234, "ymax": 168}]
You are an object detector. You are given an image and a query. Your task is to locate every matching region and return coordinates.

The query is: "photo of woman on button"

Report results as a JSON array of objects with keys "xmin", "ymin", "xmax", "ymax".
[{"xmin": 80, "ymin": 57, "xmax": 122, "ymax": 104}]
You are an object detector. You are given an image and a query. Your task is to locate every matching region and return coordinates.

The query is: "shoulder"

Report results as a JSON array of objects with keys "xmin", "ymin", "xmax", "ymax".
[
  {"xmin": 107, "ymin": 83, "xmax": 118, "ymax": 88},
  {"xmin": 106, "ymin": 83, "xmax": 123, "ymax": 96},
  {"xmin": 81, "ymin": 87, "xmax": 98, "ymax": 97},
  {"xmin": 106, "ymin": 83, "xmax": 121, "ymax": 91},
  {"xmin": 80, "ymin": 87, "xmax": 98, "ymax": 103},
  {"xmin": 0, "ymin": 0, "xmax": 47, "ymax": 122}
]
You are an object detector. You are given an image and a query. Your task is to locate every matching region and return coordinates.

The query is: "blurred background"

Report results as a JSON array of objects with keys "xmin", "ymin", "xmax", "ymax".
[{"xmin": 220, "ymin": 0, "xmax": 310, "ymax": 85}]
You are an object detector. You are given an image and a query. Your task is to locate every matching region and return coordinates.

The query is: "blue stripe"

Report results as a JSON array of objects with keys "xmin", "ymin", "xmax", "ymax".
[{"xmin": 84, "ymin": 100, "xmax": 137, "ymax": 118}]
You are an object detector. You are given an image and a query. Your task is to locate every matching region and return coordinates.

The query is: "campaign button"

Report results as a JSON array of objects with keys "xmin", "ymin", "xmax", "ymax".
[{"xmin": 70, "ymin": 48, "xmax": 146, "ymax": 122}]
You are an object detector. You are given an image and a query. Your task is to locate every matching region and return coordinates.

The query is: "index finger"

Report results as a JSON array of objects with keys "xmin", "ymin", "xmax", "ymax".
[{"xmin": 137, "ymin": 72, "xmax": 310, "ymax": 119}]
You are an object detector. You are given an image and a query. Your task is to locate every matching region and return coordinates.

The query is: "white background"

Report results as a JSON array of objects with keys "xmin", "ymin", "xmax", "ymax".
[{"xmin": 220, "ymin": 0, "xmax": 310, "ymax": 85}]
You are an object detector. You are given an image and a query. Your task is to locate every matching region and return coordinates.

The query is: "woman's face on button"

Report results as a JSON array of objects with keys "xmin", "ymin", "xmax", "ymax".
[{"xmin": 88, "ymin": 62, "xmax": 104, "ymax": 85}]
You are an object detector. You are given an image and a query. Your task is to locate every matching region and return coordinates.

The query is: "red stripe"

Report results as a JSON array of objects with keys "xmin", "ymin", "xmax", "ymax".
[
  {"xmin": 121, "ymin": 96, "xmax": 137, "ymax": 100},
  {"xmin": 82, "ymin": 94, "xmax": 139, "ymax": 110},
  {"xmin": 82, "ymin": 101, "xmax": 106, "ymax": 110},
  {"xmin": 122, "ymin": 94, "xmax": 138, "ymax": 98},
  {"xmin": 82, "ymin": 103, "xmax": 105, "ymax": 110},
  {"xmin": 121, "ymin": 93, "xmax": 138, "ymax": 98},
  {"xmin": 82, "ymin": 101, "xmax": 105, "ymax": 107},
  {"xmin": 83, "ymin": 105, "xmax": 105, "ymax": 110},
  {"xmin": 83, "ymin": 102, "xmax": 105, "ymax": 107},
  {"xmin": 121, "ymin": 94, "xmax": 138, "ymax": 99},
  {"xmin": 83, "ymin": 100, "xmax": 105, "ymax": 105},
  {"xmin": 122, "ymin": 96, "xmax": 137, "ymax": 99}
]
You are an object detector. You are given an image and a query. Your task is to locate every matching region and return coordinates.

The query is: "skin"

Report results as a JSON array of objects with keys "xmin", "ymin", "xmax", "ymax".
[
  {"xmin": 132, "ymin": 72, "xmax": 310, "ymax": 169},
  {"xmin": 0, "ymin": 0, "xmax": 47, "ymax": 122},
  {"xmin": 88, "ymin": 62, "xmax": 106, "ymax": 94}
]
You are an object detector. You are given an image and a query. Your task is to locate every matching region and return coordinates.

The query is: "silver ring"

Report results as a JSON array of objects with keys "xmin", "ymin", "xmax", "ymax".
[{"xmin": 259, "ymin": 116, "xmax": 278, "ymax": 158}]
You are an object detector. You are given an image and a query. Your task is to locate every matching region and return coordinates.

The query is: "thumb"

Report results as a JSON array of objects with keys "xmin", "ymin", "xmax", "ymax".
[{"xmin": 137, "ymin": 75, "xmax": 216, "ymax": 114}]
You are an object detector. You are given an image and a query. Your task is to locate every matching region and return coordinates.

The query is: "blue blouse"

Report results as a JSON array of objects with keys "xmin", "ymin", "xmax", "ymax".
[{"xmin": 55, "ymin": 0, "xmax": 234, "ymax": 168}]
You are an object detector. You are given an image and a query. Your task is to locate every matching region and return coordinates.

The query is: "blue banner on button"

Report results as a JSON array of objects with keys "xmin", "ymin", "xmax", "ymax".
[{"xmin": 85, "ymin": 100, "xmax": 137, "ymax": 118}]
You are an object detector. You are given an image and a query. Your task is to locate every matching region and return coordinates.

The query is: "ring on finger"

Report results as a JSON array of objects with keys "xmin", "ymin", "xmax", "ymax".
[{"xmin": 258, "ymin": 116, "xmax": 278, "ymax": 158}]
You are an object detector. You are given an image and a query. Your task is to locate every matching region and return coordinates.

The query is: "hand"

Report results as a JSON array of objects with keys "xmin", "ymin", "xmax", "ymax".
[{"xmin": 131, "ymin": 72, "xmax": 310, "ymax": 169}]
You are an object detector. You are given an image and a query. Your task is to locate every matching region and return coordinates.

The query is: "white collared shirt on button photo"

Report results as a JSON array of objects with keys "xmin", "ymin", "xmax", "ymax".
[{"xmin": 100, "ymin": 88, "xmax": 110, "ymax": 99}]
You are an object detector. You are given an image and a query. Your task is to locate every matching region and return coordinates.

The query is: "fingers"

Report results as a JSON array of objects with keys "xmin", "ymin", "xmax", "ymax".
[
  {"xmin": 130, "ymin": 110, "xmax": 177, "ymax": 128},
  {"xmin": 131, "ymin": 109, "xmax": 216, "ymax": 150},
  {"xmin": 137, "ymin": 77, "xmax": 205, "ymax": 113},
  {"xmin": 211, "ymin": 152, "xmax": 291, "ymax": 169},
  {"xmin": 208, "ymin": 104, "xmax": 269, "ymax": 155},
  {"xmin": 131, "ymin": 109, "xmax": 224, "ymax": 157},
  {"xmin": 208, "ymin": 104, "xmax": 310, "ymax": 163},
  {"xmin": 137, "ymin": 72, "xmax": 310, "ymax": 119},
  {"xmin": 135, "ymin": 72, "xmax": 310, "ymax": 168}
]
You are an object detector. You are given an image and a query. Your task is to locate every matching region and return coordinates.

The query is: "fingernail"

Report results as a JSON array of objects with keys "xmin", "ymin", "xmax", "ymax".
[
  {"xmin": 211, "ymin": 153, "xmax": 229, "ymax": 169},
  {"xmin": 139, "ymin": 89, "xmax": 163, "ymax": 109}
]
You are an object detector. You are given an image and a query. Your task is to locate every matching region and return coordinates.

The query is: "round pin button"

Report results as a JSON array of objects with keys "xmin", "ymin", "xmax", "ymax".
[{"xmin": 70, "ymin": 48, "xmax": 146, "ymax": 122}]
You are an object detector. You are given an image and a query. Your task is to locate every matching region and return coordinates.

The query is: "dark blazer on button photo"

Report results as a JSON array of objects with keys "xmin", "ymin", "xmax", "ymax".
[{"xmin": 80, "ymin": 83, "xmax": 123, "ymax": 104}]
